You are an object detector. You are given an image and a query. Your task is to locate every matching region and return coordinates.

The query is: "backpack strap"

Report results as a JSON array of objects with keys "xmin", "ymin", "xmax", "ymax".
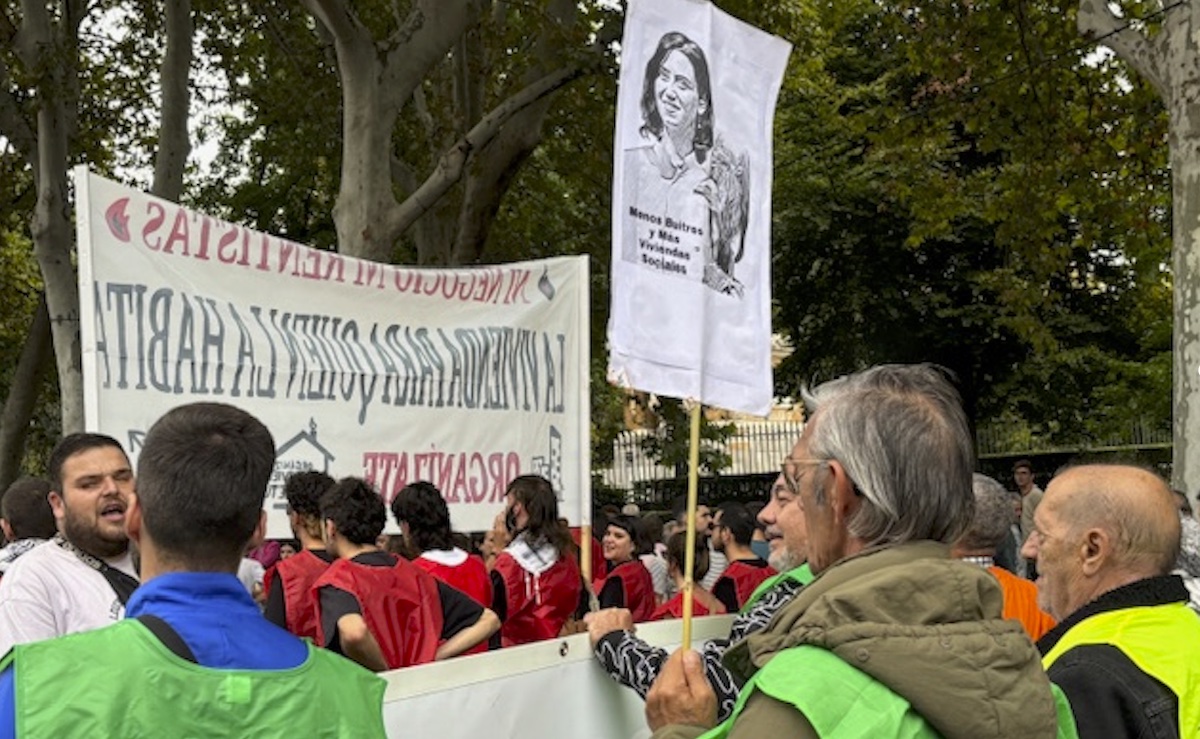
[{"xmin": 136, "ymin": 615, "xmax": 198, "ymax": 664}]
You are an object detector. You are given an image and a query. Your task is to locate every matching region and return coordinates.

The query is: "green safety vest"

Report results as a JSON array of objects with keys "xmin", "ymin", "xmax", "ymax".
[
  {"xmin": 1043, "ymin": 602, "xmax": 1200, "ymax": 737},
  {"xmin": 741, "ymin": 563, "xmax": 814, "ymax": 612},
  {"xmin": 702, "ymin": 644, "xmax": 1079, "ymax": 739},
  {"xmin": 3, "ymin": 619, "xmax": 387, "ymax": 738}
]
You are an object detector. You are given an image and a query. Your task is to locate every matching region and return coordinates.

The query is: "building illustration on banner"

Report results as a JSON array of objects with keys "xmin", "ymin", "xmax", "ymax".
[
  {"xmin": 531, "ymin": 426, "xmax": 563, "ymax": 500},
  {"xmin": 268, "ymin": 418, "xmax": 335, "ymax": 509}
]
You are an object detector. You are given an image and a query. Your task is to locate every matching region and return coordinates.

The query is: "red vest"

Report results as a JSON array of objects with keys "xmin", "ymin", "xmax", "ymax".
[
  {"xmin": 414, "ymin": 553, "xmax": 492, "ymax": 607},
  {"xmin": 593, "ymin": 559, "xmax": 656, "ymax": 623},
  {"xmin": 651, "ymin": 591, "xmax": 712, "ymax": 621},
  {"xmin": 314, "ymin": 556, "xmax": 444, "ymax": 669},
  {"xmin": 493, "ymin": 549, "xmax": 581, "ymax": 647},
  {"xmin": 414, "ymin": 552, "xmax": 492, "ymax": 655},
  {"xmin": 263, "ymin": 549, "xmax": 330, "ymax": 641},
  {"xmin": 715, "ymin": 559, "xmax": 777, "ymax": 611}
]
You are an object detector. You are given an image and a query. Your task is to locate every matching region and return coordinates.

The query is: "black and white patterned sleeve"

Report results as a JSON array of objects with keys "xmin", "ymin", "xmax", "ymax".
[{"xmin": 594, "ymin": 630, "xmax": 744, "ymax": 722}]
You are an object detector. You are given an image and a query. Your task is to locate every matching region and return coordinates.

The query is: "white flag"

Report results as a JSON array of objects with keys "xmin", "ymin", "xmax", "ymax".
[{"xmin": 607, "ymin": 0, "xmax": 791, "ymax": 416}]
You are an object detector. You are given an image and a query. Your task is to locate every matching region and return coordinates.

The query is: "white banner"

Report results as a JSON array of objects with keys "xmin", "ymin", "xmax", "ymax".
[
  {"xmin": 382, "ymin": 615, "xmax": 735, "ymax": 738},
  {"xmin": 608, "ymin": 0, "xmax": 790, "ymax": 416},
  {"xmin": 74, "ymin": 168, "xmax": 590, "ymax": 537}
]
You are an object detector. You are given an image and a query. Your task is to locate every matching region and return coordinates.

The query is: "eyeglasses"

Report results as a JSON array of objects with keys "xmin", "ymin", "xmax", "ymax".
[{"xmin": 780, "ymin": 457, "xmax": 827, "ymax": 495}]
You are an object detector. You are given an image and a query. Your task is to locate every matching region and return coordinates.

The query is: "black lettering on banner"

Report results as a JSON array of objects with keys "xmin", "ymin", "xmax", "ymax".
[{"xmin": 90, "ymin": 280, "xmax": 575, "ymax": 425}]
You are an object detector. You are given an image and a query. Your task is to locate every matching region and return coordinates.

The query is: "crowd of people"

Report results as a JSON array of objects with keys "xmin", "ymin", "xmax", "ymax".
[{"xmin": 0, "ymin": 364, "xmax": 1194, "ymax": 737}]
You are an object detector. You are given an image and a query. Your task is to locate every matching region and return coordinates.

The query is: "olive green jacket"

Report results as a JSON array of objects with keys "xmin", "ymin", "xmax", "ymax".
[{"xmin": 652, "ymin": 541, "xmax": 1062, "ymax": 739}]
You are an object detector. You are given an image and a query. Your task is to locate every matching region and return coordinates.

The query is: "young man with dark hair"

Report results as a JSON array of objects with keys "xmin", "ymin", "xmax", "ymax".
[
  {"xmin": 710, "ymin": 502, "xmax": 775, "ymax": 613},
  {"xmin": 670, "ymin": 494, "xmax": 727, "ymax": 589},
  {"xmin": 1014, "ymin": 459, "xmax": 1044, "ymax": 580},
  {"xmin": 263, "ymin": 470, "xmax": 336, "ymax": 640},
  {"xmin": 0, "ymin": 479, "xmax": 56, "ymax": 575},
  {"xmin": 491, "ymin": 474, "xmax": 583, "ymax": 646},
  {"xmin": 315, "ymin": 477, "xmax": 499, "ymax": 671},
  {"xmin": 0, "ymin": 433, "xmax": 138, "ymax": 654},
  {"xmin": 392, "ymin": 481, "xmax": 492, "ymax": 609},
  {"xmin": 0, "ymin": 402, "xmax": 386, "ymax": 737}
]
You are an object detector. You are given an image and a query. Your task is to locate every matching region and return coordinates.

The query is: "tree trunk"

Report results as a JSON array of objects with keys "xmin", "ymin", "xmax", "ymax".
[
  {"xmin": 152, "ymin": 0, "xmax": 193, "ymax": 202},
  {"xmin": 1078, "ymin": 1, "xmax": 1200, "ymax": 492},
  {"xmin": 0, "ymin": 294, "xmax": 53, "ymax": 489},
  {"xmin": 19, "ymin": 0, "xmax": 86, "ymax": 435}
]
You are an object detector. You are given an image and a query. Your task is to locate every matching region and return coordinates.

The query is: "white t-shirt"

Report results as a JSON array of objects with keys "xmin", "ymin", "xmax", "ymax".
[
  {"xmin": 237, "ymin": 557, "xmax": 265, "ymax": 595},
  {"xmin": 701, "ymin": 548, "xmax": 729, "ymax": 591},
  {"xmin": 0, "ymin": 539, "xmax": 138, "ymax": 654},
  {"xmin": 639, "ymin": 553, "xmax": 670, "ymax": 600}
]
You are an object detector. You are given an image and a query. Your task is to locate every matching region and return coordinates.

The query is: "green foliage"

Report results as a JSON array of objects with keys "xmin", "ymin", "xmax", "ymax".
[
  {"xmin": 771, "ymin": 0, "xmax": 1171, "ymax": 445},
  {"xmin": 636, "ymin": 401, "xmax": 735, "ymax": 476}
]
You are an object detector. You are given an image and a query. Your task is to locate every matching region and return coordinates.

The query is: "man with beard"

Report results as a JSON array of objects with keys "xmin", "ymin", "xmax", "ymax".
[
  {"xmin": 0, "ymin": 434, "xmax": 138, "ymax": 653},
  {"xmin": 710, "ymin": 503, "xmax": 775, "ymax": 613},
  {"xmin": 586, "ymin": 473, "xmax": 813, "ymax": 723},
  {"xmin": 646, "ymin": 365, "xmax": 1070, "ymax": 739},
  {"xmin": 0, "ymin": 403, "xmax": 387, "ymax": 737}
]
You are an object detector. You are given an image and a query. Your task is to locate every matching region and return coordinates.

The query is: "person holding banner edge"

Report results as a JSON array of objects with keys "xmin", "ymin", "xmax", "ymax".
[
  {"xmin": 645, "ymin": 364, "xmax": 1076, "ymax": 738},
  {"xmin": 588, "ymin": 472, "xmax": 813, "ymax": 723}
]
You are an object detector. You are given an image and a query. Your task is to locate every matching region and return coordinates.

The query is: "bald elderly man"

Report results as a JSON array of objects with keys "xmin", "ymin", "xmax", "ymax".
[{"xmin": 1022, "ymin": 464, "xmax": 1200, "ymax": 739}]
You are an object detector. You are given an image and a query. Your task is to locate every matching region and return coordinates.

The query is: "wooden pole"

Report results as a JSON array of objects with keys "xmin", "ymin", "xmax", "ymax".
[{"xmin": 680, "ymin": 401, "xmax": 703, "ymax": 649}]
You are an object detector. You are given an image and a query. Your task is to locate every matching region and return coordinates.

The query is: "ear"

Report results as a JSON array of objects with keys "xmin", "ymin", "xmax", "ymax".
[
  {"xmin": 249, "ymin": 510, "xmax": 267, "ymax": 550},
  {"xmin": 323, "ymin": 518, "xmax": 336, "ymax": 544},
  {"xmin": 125, "ymin": 493, "xmax": 143, "ymax": 546},
  {"xmin": 1079, "ymin": 528, "xmax": 1109, "ymax": 576},
  {"xmin": 824, "ymin": 460, "xmax": 861, "ymax": 521},
  {"xmin": 0, "ymin": 519, "xmax": 13, "ymax": 543},
  {"xmin": 48, "ymin": 490, "xmax": 65, "ymax": 522}
]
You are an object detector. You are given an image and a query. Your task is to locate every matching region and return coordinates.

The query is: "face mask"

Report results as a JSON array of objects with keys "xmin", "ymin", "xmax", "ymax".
[{"xmin": 505, "ymin": 508, "xmax": 519, "ymax": 534}]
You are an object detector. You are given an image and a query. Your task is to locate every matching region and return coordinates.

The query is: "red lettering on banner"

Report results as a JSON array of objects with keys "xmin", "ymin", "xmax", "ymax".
[
  {"xmin": 109, "ymin": 194, "xmax": 549, "ymax": 305},
  {"xmin": 362, "ymin": 448, "xmax": 523, "ymax": 508},
  {"xmin": 142, "ymin": 202, "xmax": 166, "ymax": 250}
]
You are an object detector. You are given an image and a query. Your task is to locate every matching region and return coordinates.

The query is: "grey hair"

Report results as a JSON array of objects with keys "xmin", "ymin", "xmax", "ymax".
[
  {"xmin": 802, "ymin": 364, "xmax": 975, "ymax": 546},
  {"xmin": 958, "ymin": 474, "xmax": 1017, "ymax": 553}
]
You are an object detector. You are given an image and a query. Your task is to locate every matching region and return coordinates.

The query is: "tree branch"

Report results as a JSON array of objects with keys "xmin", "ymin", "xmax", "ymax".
[
  {"xmin": 384, "ymin": 63, "xmax": 585, "ymax": 242},
  {"xmin": 0, "ymin": 68, "xmax": 35, "ymax": 166},
  {"xmin": 1077, "ymin": 0, "xmax": 1168, "ymax": 99},
  {"xmin": 378, "ymin": 0, "xmax": 481, "ymax": 110},
  {"xmin": 0, "ymin": 292, "xmax": 53, "ymax": 491},
  {"xmin": 297, "ymin": 0, "xmax": 365, "ymax": 45}
]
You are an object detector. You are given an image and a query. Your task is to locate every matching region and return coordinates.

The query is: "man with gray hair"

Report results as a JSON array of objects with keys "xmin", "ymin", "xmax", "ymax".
[
  {"xmin": 646, "ymin": 364, "xmax": 1072, "ymax": 738},
  {"xmin": 953, "ymin": 474, "xmax": 1055, "ymax": 640}
]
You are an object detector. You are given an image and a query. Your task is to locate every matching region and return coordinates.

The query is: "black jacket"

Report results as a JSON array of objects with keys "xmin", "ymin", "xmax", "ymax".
[{"xmin": 1037, "ymin": 575, "xmax": 1190, "ymax": 739}]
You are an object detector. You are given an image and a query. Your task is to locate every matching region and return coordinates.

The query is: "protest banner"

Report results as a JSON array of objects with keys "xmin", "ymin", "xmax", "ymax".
[
  {"xmin": 74, "ymin": 168, "xmax": 590, "ymax": 537},
  {"xmin": 381, "ymin": 614, "xmax": 735, "ymax": 738},
  {"xmin": 608, "ymin": 0, "xmax": 791, "ymax": 416}
]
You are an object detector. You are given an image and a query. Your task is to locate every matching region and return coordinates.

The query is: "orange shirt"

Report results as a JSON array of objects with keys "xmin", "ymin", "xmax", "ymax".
[{"xmin": 988, "ymin": 565, "xmax": 1056, "ymax": 641}]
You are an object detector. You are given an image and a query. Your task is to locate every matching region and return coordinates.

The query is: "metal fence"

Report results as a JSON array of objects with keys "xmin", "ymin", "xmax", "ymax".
[
  {"xmin": 598, "ymin": 421, "xmax": 804, "ymax": 494},
  {"xmin": 594, "ymin": 419, "xmax": 1173, "ymax": 507},
  {"xmin": 975, "ymin": 421, "xmax": 1171, "ymax": 458}
]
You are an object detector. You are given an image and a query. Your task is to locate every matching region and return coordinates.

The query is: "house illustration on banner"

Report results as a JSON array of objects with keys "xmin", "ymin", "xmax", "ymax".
[
  {"xmin": 267, "ymin": 419, "xmax": 336, "ymax": 510},
  {"xmin": 531, "ymin": 426, "xmax": 563, "ymax": 500}
]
